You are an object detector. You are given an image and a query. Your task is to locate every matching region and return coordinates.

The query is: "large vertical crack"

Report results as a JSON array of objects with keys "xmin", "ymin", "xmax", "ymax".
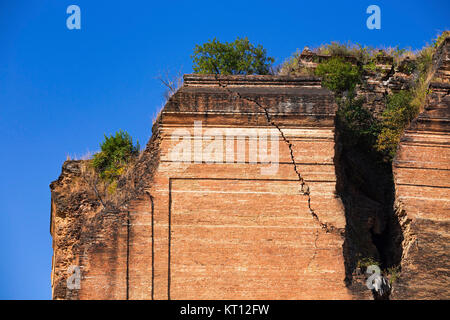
[
  {"xmin": 334, "ymin": 109, "xmax": 401, "ymax": 299},
  {"xmin": 212, "ymin": 76, "xmax": 344, "ymax": 237}
]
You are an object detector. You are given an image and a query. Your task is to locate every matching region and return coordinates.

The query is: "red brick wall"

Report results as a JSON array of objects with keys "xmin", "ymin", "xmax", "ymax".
[
  {"xmin": 51, "ymin": 75, "xmax": 353, "ymax": 299},
  {"xmin": 391, "ymin": 38, "xmax": 450, "ymax": 299}
]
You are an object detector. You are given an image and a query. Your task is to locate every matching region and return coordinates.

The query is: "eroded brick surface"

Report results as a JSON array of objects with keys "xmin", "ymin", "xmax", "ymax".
[{"xmin": 391, "ymin": 38, "xmax": 450, "ymax": 299}]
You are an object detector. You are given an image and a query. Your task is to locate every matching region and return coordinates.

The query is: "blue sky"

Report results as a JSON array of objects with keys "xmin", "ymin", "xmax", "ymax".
[{"xmin": 0, "ymin": 0, "xmax": 448, "ymax": 299}]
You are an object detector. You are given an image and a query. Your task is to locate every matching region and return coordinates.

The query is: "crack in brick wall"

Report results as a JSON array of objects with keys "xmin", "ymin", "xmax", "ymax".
[{"xmin": 212, "ymin": 75, "xmax": 344, "ymax": 238}]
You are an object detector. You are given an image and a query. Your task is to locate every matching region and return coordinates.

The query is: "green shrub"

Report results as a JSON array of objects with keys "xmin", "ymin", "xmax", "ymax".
[
  {"xmin": 92, "ymin": 130, "xmax": 140, "ymax": 182},
  {"xmin": 315, "ymin": 57, "xmax": 361, "ymax": 95},
  {"xmin": 376, "ymin": 90, "xmax": 416, "ymax": 160},
  {"xmin": 337, "ymin": 95, "xmax": 381, "ymax": 150},
  {"xmin": 398, "ymin": 58, "xmax": 416, "ymax": 75},
  {"xmin": 315, "ymin": 57, "xmax": 380, "ymax": 154},
  {"xmin": 383, "ymin": 91, "xmax": 416, "ymax": 126},
  {"xmin": 279, "ymin": 49, "xmax": 315, "ymax": 76},
  {"xmin": 416, "ymin": 46, "xmax": 434, "ymax": 76},
  {"xmin": 191, "ymin": 37, "xmax": 274, "ymax": 75},
  {"xmin": 384, "ymin": 266, "xmax": 401, "ymax": 285},
  {"xmin": 362, "ymin": 61, "xmax": 378, "ymax": 73},
  {"xmin": 316, "ymin": 41, "xmax": 354, "ymax": 56},
  {"xmin": 433, "ymin": 30, "xmax": 450, "ymax": 48}
]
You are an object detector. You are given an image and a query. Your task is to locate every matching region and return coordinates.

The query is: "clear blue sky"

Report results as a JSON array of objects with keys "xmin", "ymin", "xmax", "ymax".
[{"xmin": 0, "ymin": 0, "xmax": 448, "ymax": 299}]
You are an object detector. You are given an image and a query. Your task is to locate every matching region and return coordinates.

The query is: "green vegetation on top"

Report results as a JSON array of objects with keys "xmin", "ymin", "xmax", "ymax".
[
  {"xmin": 376, "ymin": 91, "xmax": 415, "ymax": 159},
  {"xmin": 192, "ymin": 37, "xmax": 275, "ymax": 75},
  {"xmin": 279, "ymin": 42, "xmax": 417, "ymax": 77},
  {"xmin": 336, "ymin": 92, "xmax": 381, "ymax": 151},
  {"xmin": 92, "ymin": 130, "xmax": 140, "ymax": 183},
  {"xmin": 286, "ymin": 31, "xmax": 449, "ymax": 161},
  {"xmin": 375, "ymin": 43, "xmax": 436, "ymax": 160},
  {"xmin": 315, "ymin": 57, "xmax": 361, "ymax": 95}
]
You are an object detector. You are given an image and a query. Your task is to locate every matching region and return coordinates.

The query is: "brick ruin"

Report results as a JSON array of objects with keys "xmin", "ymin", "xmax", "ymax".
[
  {"xmin": 50, "ymin": 38, "xmax": 450, "ymax": 300},
  {"xmin": 391, "ymin": 39, "xmax": 450, "ymax": 299},
  {"xmin": 282, "ymin": 46, "xmax": 416, "ymax": 117}
]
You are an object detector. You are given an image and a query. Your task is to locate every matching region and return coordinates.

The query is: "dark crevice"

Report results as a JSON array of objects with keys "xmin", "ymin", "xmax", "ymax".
[{"xmin": 334, "ymin": 118, "xmax": 403, "ymax": 299}]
